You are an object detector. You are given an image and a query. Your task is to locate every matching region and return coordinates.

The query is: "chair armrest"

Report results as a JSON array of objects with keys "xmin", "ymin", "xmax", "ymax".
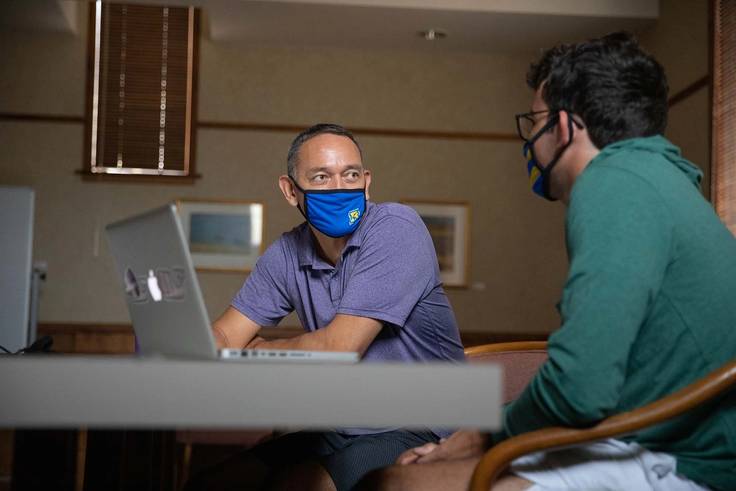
[
  {"xmin": 470, "ymin": 360, "xmax": 736, "ymax": 491},
  {"xmin": 463, "ymin": 341, "xmax": 547, "ymax": 357}
]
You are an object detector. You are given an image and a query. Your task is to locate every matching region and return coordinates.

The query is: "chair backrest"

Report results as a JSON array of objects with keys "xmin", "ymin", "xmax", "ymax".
[{"xmin": 465, "ymin": 341, "xmax": 548, "ymax": 404}]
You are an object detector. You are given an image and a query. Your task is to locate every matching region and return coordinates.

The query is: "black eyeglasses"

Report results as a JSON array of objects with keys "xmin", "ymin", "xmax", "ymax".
[
  {"xmin": 514, "ymin": 110, "xmax": 551, "ymax": 142},
  {"xmin": 515, "ymin": 110, "xmax": 584, "ymax": 142}
]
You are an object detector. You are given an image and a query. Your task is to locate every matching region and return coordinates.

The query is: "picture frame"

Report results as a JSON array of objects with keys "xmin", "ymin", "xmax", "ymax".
[
  {"xmin": 402, "ymin": 200, "xmax": 470, "ymax": 288},
  {"xmin": 176, "ymin": 199, "xmax": 265, "ymax": 273}
]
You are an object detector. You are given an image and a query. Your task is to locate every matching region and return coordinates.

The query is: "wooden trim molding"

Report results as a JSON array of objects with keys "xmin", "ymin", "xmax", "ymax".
[
  {"xmin": 0, "ymin": 112, "xmax": 84, "ymax": 124},
  {"xmin": 38, "ymin": 323, "xmax": 136, "ymax": 354},
  {"xmin": 3, "ymin": 75, "xmax": 706, "ymax": 140},
  {"xmin": 460, "ymin": 331, "xmax": 548, "ymax": 347},
  {"xmin": 75, "ymin": 169, "xmax": 202, "ymax": 185},
  {"xmin": 668, "ymin": 75, "xmax": 709, "ymax": 108},
  {"xmin": 0, "ymin": 111, "xmax": 516, "ymax": 142},
  {"xmin": 37, "ymin": 322, "xmax": 548, "ymax": 354}
]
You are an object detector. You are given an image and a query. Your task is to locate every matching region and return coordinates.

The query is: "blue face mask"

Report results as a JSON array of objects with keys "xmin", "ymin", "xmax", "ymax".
[{"xmin": 291, "ymin": 179, "xmax": 366, "ymax": 238}]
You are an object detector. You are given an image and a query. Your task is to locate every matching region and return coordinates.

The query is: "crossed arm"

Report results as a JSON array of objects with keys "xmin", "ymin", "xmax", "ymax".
[{"xmin": 212, "ymin": 306, "xmax": 383, "ymax": 357}]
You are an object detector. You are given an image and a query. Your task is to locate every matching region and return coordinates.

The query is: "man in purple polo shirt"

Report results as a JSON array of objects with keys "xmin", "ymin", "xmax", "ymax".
[{"xmin": 184, "ymin": 123, "xmax": 464, "ymax": 491}]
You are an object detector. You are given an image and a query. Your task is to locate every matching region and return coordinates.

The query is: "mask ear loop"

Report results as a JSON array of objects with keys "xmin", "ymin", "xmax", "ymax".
[
  {"xmin": 289, "ymin": 176, "xmax": 310, "ymax": 221},
  {"xmin": 540, "ymin": 111, "xmax": 576, "ymax": 201}
]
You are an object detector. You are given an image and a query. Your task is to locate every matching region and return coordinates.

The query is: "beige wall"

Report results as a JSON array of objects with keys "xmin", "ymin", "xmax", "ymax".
[
  {"xmin": 639, "ymin": 0, "xmax": 711, "ymax": 195},
  {"xmin": 0, "ymin": 0, "xmax": 709, "ymax": 336}
]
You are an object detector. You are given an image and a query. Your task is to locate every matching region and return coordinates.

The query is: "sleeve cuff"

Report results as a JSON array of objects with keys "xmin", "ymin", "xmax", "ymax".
[
  {"xmin": 336, "ymin": 307, "xmax": 406, "ymax": 327},
  {"xmin": 230, "ymin": 301, "xmax": 280, "ymax": 328},
  {"xmin": 503, "ymin": 386, "xmax": 554, "ymax": 437}
]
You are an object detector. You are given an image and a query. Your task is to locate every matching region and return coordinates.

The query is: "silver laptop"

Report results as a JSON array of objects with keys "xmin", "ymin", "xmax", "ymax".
[{"xmin": 105, "ymin": 204, "xmax": 358, "ymax": 363}]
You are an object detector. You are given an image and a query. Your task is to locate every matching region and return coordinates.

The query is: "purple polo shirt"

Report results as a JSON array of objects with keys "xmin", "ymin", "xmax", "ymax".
[{"xmin": 232, "ymin": 202, "xmax": 464, "ymax": 363}]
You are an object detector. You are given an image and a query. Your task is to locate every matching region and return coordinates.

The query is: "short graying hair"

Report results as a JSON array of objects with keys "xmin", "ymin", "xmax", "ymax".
[{"xmin": 286, "ymin": 123, "xmax": 363, "ymax": 179}]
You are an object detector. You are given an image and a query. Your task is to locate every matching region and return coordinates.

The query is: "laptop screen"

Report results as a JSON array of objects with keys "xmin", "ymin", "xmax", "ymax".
[{"xmin": 106, "ymin": 204, "xmax": 219, "ymax": 359}]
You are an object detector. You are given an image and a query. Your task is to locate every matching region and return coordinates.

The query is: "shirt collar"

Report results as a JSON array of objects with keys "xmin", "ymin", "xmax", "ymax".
[{"xmin": 296, "ymin": 201, "xmax": 374, "ymax": 270}]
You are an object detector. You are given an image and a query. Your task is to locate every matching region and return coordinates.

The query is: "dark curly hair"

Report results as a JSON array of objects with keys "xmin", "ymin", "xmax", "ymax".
[{"xmin": 527, "ymin": 31, "xmax": 669, "ymax": 150}]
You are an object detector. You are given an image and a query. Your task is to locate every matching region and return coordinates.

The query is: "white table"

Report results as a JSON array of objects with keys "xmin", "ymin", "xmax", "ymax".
[{"xmin": 0, "ymin": 355, "xmax": 502, "ymax": 430}]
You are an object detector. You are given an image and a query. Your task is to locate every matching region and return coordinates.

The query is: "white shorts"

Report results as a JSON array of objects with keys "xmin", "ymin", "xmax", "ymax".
[{"xmin": 509, "ymin": 438, "xmax": 710, "ymax": 491}]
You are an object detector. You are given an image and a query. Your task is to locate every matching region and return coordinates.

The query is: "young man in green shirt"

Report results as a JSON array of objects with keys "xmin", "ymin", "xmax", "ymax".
[{"xmin": 358, "ymin": 32, "xmax": 736, "ymax": 491}]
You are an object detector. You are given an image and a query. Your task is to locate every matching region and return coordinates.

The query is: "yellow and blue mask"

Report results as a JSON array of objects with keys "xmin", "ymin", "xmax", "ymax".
[
  {"xmin": 292, "ymin": 179, "xmax": 366, "ymax": 238},
  {"xmin": 524, "ymin": 142, "xmax": 546, "ymax": 199},
  {"xmin": 522, "ymin": 111, "xmax": 577, "ymax": 202}
]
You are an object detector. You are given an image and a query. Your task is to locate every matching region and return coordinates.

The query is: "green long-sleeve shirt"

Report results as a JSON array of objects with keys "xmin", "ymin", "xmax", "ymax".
[{"xmin": 500, "ymin": 136, "xmax": 736, "ymax": 490}]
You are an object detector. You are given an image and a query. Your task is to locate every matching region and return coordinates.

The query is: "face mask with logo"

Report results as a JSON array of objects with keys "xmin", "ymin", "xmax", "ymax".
[
  {"xmin": 522, "ymin": 112, "xmax": 576, "ymax": 202},
  {"xmin": 291, "ymin": 179, "xmax": 366, "ymax": 238}
]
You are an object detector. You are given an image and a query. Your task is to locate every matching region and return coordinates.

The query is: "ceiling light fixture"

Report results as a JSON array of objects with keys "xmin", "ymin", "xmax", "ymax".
[{"xmin": 419, "ymin": 28, "xmax": 447, "ymax": 41}]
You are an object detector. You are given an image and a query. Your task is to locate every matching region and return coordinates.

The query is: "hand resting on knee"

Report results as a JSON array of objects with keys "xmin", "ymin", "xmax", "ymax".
[{"xmin": 396, "ymin": 430, "xmax": 489, "ymax": 465}]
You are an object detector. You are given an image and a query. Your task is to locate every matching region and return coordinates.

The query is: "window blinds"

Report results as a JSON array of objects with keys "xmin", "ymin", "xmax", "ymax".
[
  {"xmin": 713, "ymin": 0, "xmax": 736, "ymax": 234},
  {"xmin": 88, "ymin": 2, "xmax": 197, "ymax": 176}
]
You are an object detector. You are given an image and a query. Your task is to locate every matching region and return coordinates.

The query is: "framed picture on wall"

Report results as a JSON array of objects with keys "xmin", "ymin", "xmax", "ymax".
[
  {"xmin": 402, "ymin": 200, "xmax": 470, "ymax": 288},
  {"xmin": 176, "ymin": 199, "xmax": 265, "ymax": 272}
]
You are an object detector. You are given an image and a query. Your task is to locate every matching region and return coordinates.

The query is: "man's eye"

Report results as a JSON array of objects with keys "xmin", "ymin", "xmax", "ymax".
[
  {"xmin": 345, "ymin": 171, "xmax": 360, "ymax": 180},
  {"xmin": 312, "ymin": 175, "xmax": 327, "ymax": 183}
]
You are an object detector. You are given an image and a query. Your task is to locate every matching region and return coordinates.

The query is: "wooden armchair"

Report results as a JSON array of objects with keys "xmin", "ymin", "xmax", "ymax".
[
  {"xmin": 464, "ymin": 341, "xmax": 548, "ymax": 404},
  {"xmin": 468, "ymin": 354, "xmax": 736, "ymax": 491}
]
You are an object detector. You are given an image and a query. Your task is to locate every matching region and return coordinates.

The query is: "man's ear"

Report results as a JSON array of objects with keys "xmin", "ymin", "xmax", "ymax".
[
  {"xmin": 363, "ymin": 170, "xmax": 372, "ymax": 200},
  {"xmin": 556, "ymin": 110, "xmax": 572, "ymax": 147},
  {"xmin": 278, "ymin": 175, "xmax": 299, "ymax": 207}
]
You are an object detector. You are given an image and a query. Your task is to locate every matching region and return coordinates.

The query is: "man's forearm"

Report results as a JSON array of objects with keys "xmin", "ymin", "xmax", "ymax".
[
  {"xmin": 247, "ymin": 314, "xmax": 382, "ymax": 355},
  {"xmin": 247, "ymin": 329, "xmax": 341, "ymax": 352}
]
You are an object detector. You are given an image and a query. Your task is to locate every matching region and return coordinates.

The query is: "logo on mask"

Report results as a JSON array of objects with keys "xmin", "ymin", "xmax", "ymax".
[{"xmin": 348, "ymin": 208, "xmax": 361, "ymax": 225}]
